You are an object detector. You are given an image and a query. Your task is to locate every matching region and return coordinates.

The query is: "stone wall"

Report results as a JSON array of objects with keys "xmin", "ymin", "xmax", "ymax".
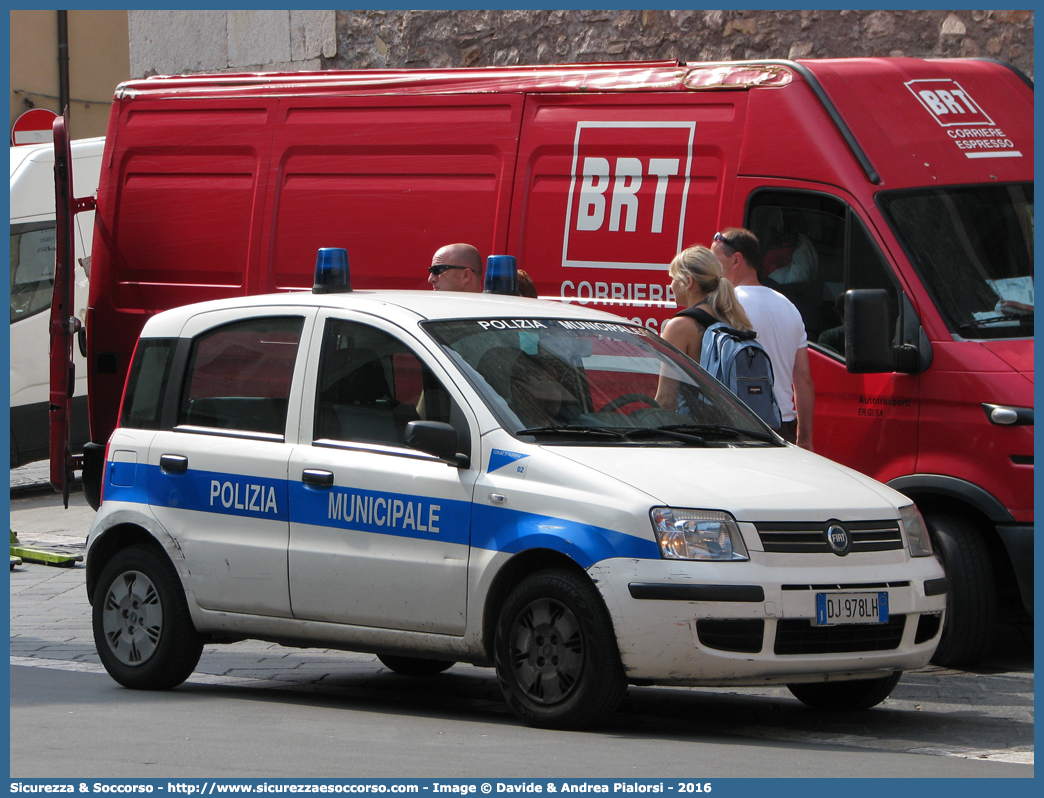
[
  {"xmin": 330, "ymin": 10, "xmax": 1033, "ymax": 78},
  {"xmin": 128, "ymin": 10, "xmax": 1034, "ymax": 80}
]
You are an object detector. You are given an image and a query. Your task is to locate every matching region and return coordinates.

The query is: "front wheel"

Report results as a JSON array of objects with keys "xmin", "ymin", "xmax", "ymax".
[
  {"xmin": 494, "ymin": 568, "xmax": 626, "ymax": 730},
  {"xmin": 92, "ymin": 543, "xmax": 203, "ymax": 690},
  {"xmin": 377, "ymin": 655, "xmax": 455, "ymax": 676},
  {"xmin": 925, "ymin": 510, "xmax": 996, "ymax": 667},
  {"xmin": 787, "ymin": 671, "xmax": 902, "ymax": 711}
]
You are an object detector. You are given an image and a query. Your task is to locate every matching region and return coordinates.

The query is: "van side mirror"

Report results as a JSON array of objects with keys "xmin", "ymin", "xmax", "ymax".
[
  {"xmin": 405, "ymin": 421, "xmax": 470, "ymax": 468},
  {"xmin": 844, "ymin": 289, "xmax": 895, "ymax": 373}
]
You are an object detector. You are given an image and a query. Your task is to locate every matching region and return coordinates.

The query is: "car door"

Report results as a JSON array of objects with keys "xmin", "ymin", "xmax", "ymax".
[
  {"xmin": 287, "ymin": 312, "xmax": 478, "ymax": 635},
  {"xmin": 146, "ymin": 307, "xmax": 315, "ymax": 617},
  {"xmin": 743, "ymin": 186, "xmax": 920, "ymax": 479}
]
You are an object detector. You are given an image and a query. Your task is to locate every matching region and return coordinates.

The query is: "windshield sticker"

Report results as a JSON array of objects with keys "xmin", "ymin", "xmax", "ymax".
[
  {"xmin": 489, "ymin": 449, "xmax": 530, "ymax": 478},
  {"xmin": 905, "ymin": 79, "xmax": 1022, "ymax": 160},
  {"xmin": 476, "ymin": 319, "xmax": 548, "ymax": 331},
  {"xmin": 552, "ymin": 320, "xmax": 644, "ymax": 335}
]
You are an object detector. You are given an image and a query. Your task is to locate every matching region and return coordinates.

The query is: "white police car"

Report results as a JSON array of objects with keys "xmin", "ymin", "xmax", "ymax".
[{"xmin": 84, "ymin": 250, "xmax": 946, "ymax": 729}]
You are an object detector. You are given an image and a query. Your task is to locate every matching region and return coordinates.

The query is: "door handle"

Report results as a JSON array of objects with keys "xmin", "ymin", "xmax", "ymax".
[
  {"xmin": 302, "ymin": 469, "xmax": 334, "ymax": 487},
  {"xmin": 159, "ymin": 454, "xmax": 188, "ymax": 474}
]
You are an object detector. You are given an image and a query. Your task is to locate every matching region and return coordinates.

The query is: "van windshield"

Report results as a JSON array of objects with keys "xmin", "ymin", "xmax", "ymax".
[
  {"xmin": 10, "ymin": 221, "xmax": 57, "ymax": 324},
  {"xmin": 878, "ymin": 183, "xmax": 1033, "ymax": 340},
  {"xmin": 423, "ymin": 318, "xmax": 779, "ymax": 446}
]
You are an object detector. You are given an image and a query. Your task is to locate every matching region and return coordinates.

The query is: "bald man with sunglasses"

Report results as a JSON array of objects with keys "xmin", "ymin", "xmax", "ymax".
[{"xmin": 428, "ymin": 243, "xmax": 484, "ymax": 292}]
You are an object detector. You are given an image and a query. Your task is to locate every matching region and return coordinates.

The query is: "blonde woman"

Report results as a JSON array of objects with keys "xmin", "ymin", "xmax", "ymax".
[{"xmin": 655, "ymin": 245, "xmax": 752, "ymax": 410}]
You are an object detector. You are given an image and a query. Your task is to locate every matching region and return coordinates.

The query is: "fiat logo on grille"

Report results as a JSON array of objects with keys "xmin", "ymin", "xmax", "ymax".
[{"xmin": 825, "ymin": 522, "xmax": 851, "ymax": 556}]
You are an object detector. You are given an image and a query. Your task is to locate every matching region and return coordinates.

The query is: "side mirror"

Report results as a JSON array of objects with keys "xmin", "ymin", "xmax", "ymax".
[
  {"xmin": 405, "ymin": 421, "xmax": 470, "ymax": 468},
  {"xmin": 844, "ymin": 289, "xmax": 895, "ymax": 373}
]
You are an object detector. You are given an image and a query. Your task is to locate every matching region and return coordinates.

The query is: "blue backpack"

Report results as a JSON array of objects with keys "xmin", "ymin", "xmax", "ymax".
[{"xmin": 678, "ymin": 307, "xmax": 782, "ymax": 431}]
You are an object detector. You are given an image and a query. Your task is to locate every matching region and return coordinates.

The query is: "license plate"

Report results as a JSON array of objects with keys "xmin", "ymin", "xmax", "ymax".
[{"xmin": 815, "ymin": 591, "xmax": 888, "ymax": 626}]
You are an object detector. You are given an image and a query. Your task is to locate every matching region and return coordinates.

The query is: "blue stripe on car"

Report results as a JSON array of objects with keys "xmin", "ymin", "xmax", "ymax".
[{"xmin": 103, "ymin": 462, "xmax": 658, "ymax": 565}]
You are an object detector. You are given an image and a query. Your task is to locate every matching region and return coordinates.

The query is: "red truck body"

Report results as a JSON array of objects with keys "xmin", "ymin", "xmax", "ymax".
[{"xmin": 54, "ymin": 58, "xmax": 1033, "ymax": 666}]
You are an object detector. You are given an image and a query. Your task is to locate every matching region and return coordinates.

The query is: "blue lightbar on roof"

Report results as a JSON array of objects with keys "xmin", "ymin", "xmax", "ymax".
[
  {"xmin": 313, "ymin": 247, "xmax": 352, "ymax": 294},
  {"xmin": 484, "ymin": 254, "xmax": 518, "ymax": 295}
]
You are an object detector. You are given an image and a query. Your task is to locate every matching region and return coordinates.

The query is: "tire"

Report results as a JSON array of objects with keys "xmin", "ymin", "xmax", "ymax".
[
  {"xmin": 92, "ymin": 543, "xmax": 203, "ymax": 690},
  {"xmin": 925, "ymin": 511, "xmax": 996, "ymax": 667},
  {"xmin": 378, "ymin": 655, "xmax": 455, "ymax": 676},
  {"xmin": 787, "ymin": 671, "xmax": 902, "ymax": 711},
  {"xmin": 493, "ymin": 568, "xmax": 626, "ymax": 730}
]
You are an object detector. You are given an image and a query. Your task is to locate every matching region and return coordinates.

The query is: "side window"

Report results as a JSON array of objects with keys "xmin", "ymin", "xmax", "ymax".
[
  {"xmin": 10, "ymin": 222, "xmax": 56, "ymax": 323},
  {"xmin": 315, "ymin": 319, "xmax": 458, "ymax": 448},
  {"xmin": 121, "ymin": 339, "xmax": 177, "ymax": 429},
  {"xmin": 177, "ymin": 316, "xmax": 304, "ymax": 436},
  {"xmin": 748, "ymin": 191, "xmax": 899, "ymax": 358}
]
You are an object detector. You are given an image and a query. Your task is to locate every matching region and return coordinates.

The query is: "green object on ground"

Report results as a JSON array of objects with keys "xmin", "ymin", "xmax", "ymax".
[{"xmin": 10, "ymin": 530, "xmax": 82, "ymax": 567}]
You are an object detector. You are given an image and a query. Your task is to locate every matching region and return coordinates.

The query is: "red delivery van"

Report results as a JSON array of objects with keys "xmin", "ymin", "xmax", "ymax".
[{"xmin": 52, "ymin": 58, "xmax": 1032, "ymax": 667}]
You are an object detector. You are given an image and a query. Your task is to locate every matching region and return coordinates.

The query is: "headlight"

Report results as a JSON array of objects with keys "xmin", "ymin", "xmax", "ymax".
[
  {"xmin": 650, "ymin": 508, "xmax": 749, "ymax": 561},
  {"xmin": 900, "ymin": 504, "xmax": 933, "ymax": 557}
]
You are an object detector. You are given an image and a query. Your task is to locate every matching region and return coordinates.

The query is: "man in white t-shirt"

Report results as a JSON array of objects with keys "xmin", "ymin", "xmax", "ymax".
[{"xmin": 711, "ymin": 227, "xmax": 815, "ymax": 450}]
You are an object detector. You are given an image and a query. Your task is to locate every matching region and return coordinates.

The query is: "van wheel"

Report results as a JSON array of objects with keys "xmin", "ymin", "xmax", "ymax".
[
  {"xmin": 93, "ymin": 544, "xmax": 203, "ymax": 689},
  {"xmin": 494, "ymin": 568, "xmax": 626, "ymax": 730},
  {"xmin": 925, "ymin": 511, "xmax": 996, "ymax": 667},
  {"xmin": 787, "ymin": 671, "xmax": 902, "ymax": 711},
  {"xmin": 377, "ymin": 655, "xmax": 455, "ymax": 676}
]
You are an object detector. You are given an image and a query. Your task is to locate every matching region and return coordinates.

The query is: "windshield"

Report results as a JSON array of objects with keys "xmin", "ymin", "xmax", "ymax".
[
  {"xmin": 878, "ymin": 183, "xmax": 1033, "ymax": 340},
  {"xmin": 423, "ymin": 318, "xmax": 779, "ymax": 447}
]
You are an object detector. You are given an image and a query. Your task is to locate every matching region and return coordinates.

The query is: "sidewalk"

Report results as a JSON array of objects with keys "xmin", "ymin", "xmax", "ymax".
[{"xmin": 11, "ymin": 458, "xmax": 79, "ymax": 497}]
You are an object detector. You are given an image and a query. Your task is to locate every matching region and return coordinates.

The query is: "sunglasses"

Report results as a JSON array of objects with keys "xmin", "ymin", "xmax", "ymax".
[
  {"xmin": 428, "ymin": 263, "xmax": 470, "ymax": 276},
  {"xmin": 713, "ymin": 231, "xmax": 737, "ymax": 251}
]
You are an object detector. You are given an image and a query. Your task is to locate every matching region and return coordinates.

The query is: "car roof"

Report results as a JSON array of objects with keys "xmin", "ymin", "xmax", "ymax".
[{"xmin": 140, "ymin": 289, "xmax": 644, "ymax": 338}]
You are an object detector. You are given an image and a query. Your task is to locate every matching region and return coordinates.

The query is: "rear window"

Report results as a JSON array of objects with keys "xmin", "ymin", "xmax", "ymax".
[{"xmin": 177, "ymin": 316, "xmax": 304, "ymax": 436}]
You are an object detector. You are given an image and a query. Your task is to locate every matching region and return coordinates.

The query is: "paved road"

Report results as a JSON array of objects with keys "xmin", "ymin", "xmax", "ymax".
[{"xmin": 9, "ymin": 481, "xmax": 1034, "ymax": 778}]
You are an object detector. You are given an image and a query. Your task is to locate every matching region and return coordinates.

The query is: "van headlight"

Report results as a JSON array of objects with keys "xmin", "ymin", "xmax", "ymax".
[
  {"xmin": 900, "ymin": 504, "xmax": 933, "ymax": 557},
  {"xmin": 650, "ymin": 508, "xmax": 749, "ymax": 561}
]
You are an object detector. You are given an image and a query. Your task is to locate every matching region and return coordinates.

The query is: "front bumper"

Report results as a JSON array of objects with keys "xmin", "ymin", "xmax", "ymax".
[{"xmin": 589, "ymin": 553, "xmax": 947, "ymax": 685}]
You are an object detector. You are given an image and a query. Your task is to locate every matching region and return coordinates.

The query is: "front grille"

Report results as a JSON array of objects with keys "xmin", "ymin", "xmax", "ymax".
[
  {"xmin": 696, "ymin": 619, "xmax": 765, "ymax": 653},
  {"xmin": 756, "ymin": 520, "xmax": 903, "ymax": 554},
  {"xmin": 774, "ymin": 615, "xmax": 907, "ymax": 655}
]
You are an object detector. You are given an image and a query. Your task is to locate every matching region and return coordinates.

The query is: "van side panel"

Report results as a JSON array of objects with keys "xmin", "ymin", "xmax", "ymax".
[
  {"xmin": 89, "ymin": 100, "xmax": 276, "ymax": 442},
  {"xmin": 260, "ymin": 95, "xmax": 524, "ymax": 292},
  {"xmin": 88, "ymin": 95, "xmax": 523, "ymax": 443},
  {"xmin": 508, "ymin": 92, "xmax": 748, "ymax": 326},
  {"xmin": 10, "ymin": 138, "xmax": 102, "ymax": 466}
]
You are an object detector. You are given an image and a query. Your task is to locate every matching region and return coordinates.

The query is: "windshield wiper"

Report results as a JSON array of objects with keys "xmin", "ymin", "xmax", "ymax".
[
  {"xmin": 618, "ymin": 427, "xmax": 706, "ymax": 445},
  {"xmin": 516, "ymin": 425, "xmax": 629, "ymax": 439},
  {"xmin": 657, "ymin": 423, "xmax": 780, "ymax": 444},
  {"xmin": 957, "ymin": 313, "xmax": 1033, "ymax": 331}
]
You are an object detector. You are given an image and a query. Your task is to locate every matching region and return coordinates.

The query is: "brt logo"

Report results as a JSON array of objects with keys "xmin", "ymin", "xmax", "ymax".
[
  {"xmin": 906, "ymin": 79, "xmax": 994, "ymax": 126},
  {"xmin": 563, "ymin": 122, "xmax": 694, "ymax": 271}
]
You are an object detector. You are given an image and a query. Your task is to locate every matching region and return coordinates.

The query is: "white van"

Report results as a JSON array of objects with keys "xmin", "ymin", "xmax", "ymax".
[
  {"xmin": 9, "ymin": 136, "xmax": 103, "ymax": 467},
  {"xmin": 84, "ymin": 257, "xmax": 947, "ymax": 729}
]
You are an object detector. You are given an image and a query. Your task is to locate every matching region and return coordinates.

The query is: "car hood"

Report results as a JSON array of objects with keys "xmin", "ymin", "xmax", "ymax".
[{"xmin": 547, "ymin": 444, "xmax": 906, "ymax": 522}]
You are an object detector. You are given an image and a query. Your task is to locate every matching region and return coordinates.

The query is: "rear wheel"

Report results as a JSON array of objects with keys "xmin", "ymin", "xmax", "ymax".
[
  {"xmin": 494, "ymin": 568, "xmax": 626, "ymax": 730},
  {"xmin": 787, "ymin": 671, "xmax": 902, "ymax": 711},
  {"xmin": 93, "ymin": 543, "xmax": 203, "ymax": 689},
  {"xmin": 377, "ymin": 655, "xmax": 455, "ymax": 676},
  {"xmin": 925, "ymin": 511, "xmax": 996, "ymax": 667}
]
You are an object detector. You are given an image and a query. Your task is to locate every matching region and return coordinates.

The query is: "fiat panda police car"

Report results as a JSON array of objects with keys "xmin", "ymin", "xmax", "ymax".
[{"xmin": 83, "ymin": 250, "xmax": 946, "ymax": 729}]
